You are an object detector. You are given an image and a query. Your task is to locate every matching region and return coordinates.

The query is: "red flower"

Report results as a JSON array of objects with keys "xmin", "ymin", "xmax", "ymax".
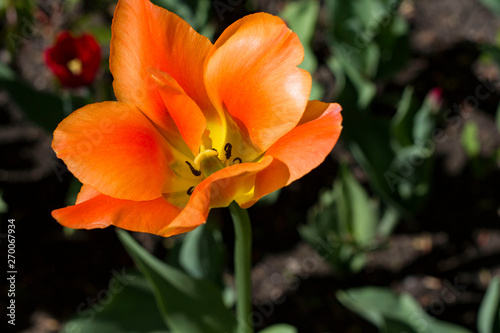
[{"xmin": 44, "ymin": 31, "xmax": 101, "ymax": 88}]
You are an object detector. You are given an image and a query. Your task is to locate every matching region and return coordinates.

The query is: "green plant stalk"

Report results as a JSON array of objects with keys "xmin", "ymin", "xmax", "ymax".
[{"xmin": 229, "ymin": 201, "xmax": 253, "ymax": 333}]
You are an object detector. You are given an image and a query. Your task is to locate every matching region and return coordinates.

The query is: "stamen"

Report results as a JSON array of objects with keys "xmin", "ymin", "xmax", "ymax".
[
  {"xmin": 187, "ymin": 186, "xmax": 195, "ymax": 195},
  {"xmin": 233, "ymin": 157, "xmax": 242, "ymax": 164},
  {"xmin": 224, "ymin": 143, "xmax": 232, "ymax": 159},
  {"xmin": 67, "ymin": 58, "xmax": 83, "ymax": 75},
  {"xmin": 185, "ymin": 161, "xmax": 201, "ymax": 176}
]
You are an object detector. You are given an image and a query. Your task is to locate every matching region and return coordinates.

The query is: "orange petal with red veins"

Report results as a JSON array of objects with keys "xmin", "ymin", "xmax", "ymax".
[
  {"xmin": 241, "ymin": 102, "xmax": 342, "ymax": 208},
  {"xmin": 52, "ymin": 101, "xmax": 172, "ymax": 201},
  {"xmin": 110, "ymin": 0, "xmax": 216, "ymax": 133},
  {"xmin": 205, "ymin": 13, "xmax": 311, "ymax": 152},
  {"xmin": 52, "ymin": 185, "xmax": 202, "ymax": 236}
]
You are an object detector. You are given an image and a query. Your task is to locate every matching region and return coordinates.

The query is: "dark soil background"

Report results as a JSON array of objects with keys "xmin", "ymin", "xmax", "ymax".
[{"xmin": 1, "ymin": 0, "xmax": 500, "ymax": 332}]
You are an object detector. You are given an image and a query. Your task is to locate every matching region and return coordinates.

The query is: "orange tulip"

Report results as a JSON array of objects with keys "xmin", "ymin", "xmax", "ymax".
[{"xmin": 51, "ymin": 0, "xmax": 342, "ymax": 237}]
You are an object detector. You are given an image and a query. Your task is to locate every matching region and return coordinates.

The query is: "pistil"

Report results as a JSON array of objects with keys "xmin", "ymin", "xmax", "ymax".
[{"xmin": 193, "ymin": 146, "xmax": 224, "ymax": 178}]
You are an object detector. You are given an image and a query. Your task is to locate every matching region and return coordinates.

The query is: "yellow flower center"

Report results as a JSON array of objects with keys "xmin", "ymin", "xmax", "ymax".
[
  {"xmin": 67, "ymin": 58, "xmax": 83, "ymax": 75},
  {"xmin": 181, "ymin": 142, "xmax": 246, "ymax": 199}
]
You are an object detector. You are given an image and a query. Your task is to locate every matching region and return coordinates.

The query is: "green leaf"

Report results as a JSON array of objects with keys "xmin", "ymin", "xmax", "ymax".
[
  {"xmin": 364, "ymin": 43, "xmax": 381, "ymax": 78},
  {"xmin": 461, "ymin": 121, "xmax": 481, "ymax": 158},
  {"xmin": 479, "ymin": 0, "xmax": 500, "ymax": 16},
  {"xmin": 386, "ymin": 87, "xmax": 436, "ymax": 208},
  {"xmin": 256, "ymin": 189, "xmax": 282, "ymax": 207},
  {"xmin": 87, "ymin": 26, "xmax": 112, "ymax": 45},
  {"xmin": 62, "ymin": 271, "xmax": 167, "ymax": 333},
  {"xmin": 342, "ymin": 84, "xmax": 435, "ymax": 213},
  {"xmin": 413, "ymin": 90, "xmax": 438, "ymax": 144},
  {"xmin": 377, "ymin": 205, "xmax": 399, "ymax": 238},
  {"xmin": 388, "ymin": 145, "xmax": 432, "ymax": 199},
  {"xmin": 478, "ymin": 277, "xmax": 500, "ymax": 333},
  {"xmin": 351, "ymin": 0, "xmax": 387, "ymax": 28},
  {"xmin": 117, "ymin": 229, "xmax": 237, "ymax": 333},
  {"xmin": 300, "ymin": 165, "xmax": 390, "ymax": 274},
  {"xmin": 151, "ymin": 0, "xmax": 212, "ymax": 34},
  {"xmin": 337, "ymin": 287, "xmax": 473, "ymax": 333},
  {"xmin": 326, "ymin": 0, "xmax": 409, "ymax": 80},
  {"xmin": 338, "ymin": 165, "xmax": 377, "ymax": 246},
  {"xmin": 259, "ymin": 324, "xmax": 298, "ymax": 333},
  {"xmin": 329, "ymin": 55, "xmax": 376, "ymax": 108},
  {"xmin": 391, "ymin": 86, "xmax": 415, "ymax": 148},
  {"xmin": 151, "ymin": 0, "xmax": 196, "ymax": 26},
  {"xmin": 0, "ymin": 188, "xmax": 8, "ymax": 214},
  {"xmin": 179, "ymin": 222, "xmax": 225, "ymax": 286},
  {"xmin": 280, "ymin": 0, "xmax": 319, "ymax": 73},
  {"xmin": 327, "ymin": 56, "xmax": 346, "ymax": 97},
  {"xmin": 338, "ymin": 105, "xmax": 403, "ymax": 213},
  {"xmin": 65, "ymin": 178, "xmax": 83, "ymax": 206},
  {"xmin": 309, "ymin": 80, "xmax": 325, "ymax": 100}
]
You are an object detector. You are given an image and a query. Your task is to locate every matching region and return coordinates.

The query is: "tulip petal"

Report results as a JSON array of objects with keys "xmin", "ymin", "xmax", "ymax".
[
  {"xmin": 52, "ymin": 185, "xmax": 203, "ymax": 236},
  {"xmin": 238, "ymin": 158, "xmax": 291, "ymax": 208},
  {"xmin": 151, "ymin": 68, "xmax": 207, "ymax": 155},
  {"xmin": 54, "ymin": 155, "xmax": 272, "ymax": 237},
  {"xmin": 52, "ymin": 101, "xmax": 175, "ymax": 201},
  {"xmin": 267, "ymin": 101, "xmax": 342, "ymax": 184},
  {"xmin": 110, "ymin": 0, "xmax": 216, "ymax": 134},
  {"xmin": 205, "ymin": 13, "xmax": 312, "ymax": 152},
  {"xmin": 241, "ymin": 102, "xmax": 342, "ymax": 208},
  {"xmin": 158, "ymin": 156, "xmax": 274, "ymax": 236}
]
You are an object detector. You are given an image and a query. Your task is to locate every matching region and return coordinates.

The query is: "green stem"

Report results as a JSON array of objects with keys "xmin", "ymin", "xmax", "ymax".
[
  {"xmin": 62, "ymin": 90, "xmax": 73, "ymax": 116},
  {"xmin": 229, "ymin": 201, "xmax": 253, "ymax": 333}
]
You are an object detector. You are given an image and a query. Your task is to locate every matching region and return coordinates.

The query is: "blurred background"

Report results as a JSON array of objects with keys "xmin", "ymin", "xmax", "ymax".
[{"xmin": 1, "ymin": 0, "xmax": 500, "ymax": 332}]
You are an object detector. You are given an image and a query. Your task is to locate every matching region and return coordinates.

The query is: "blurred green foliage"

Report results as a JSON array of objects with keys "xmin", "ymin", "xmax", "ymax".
[
  {"xmin": 479, "ymin": 0, "xmax": 500, "ymax": 17},
  {"xmin": 259, "ymin": 324, "xmax": 298, "ymax": 333},
  {"xmin": 301, "ymin": 165, "xmax": 398, "ymax": 274},
  {"xmin": 461, "ymin": 121, "xmax": 481, "ymax": 158},
  {"xmin": 118, "ymin": 229, "xmax": 237, "ymax": 333},
  {"xmin": 2, "ymin": 0, "xmax": 500, "ymax": 332},
  {"xmin": 337, "ymin": 287, "xmax": 473, "ymax": 333},
  {"xmin": 0, "ymin": 189, "xmax": 8, "ymax": 214},
  {"xmin": 478, "ymin": 277, "xmax": 500, "ymax": 333},
  {"xmin": 177, "ymin": 221, "xmax": 226, "ymax": 288},
  {"xmin": 326, "ymin": 0, "xmax": 409, "ymax": 106},
  {"xmin": 1, "ymin": 0, "xmax": 36, "ymax": 54},
  {"xmin": 152, "ymin": 0, "xmax": 214, "ymax": 38},
  {"xmin": 339, "ymin": 278, "xmax": 500, "ymax": 333},
  {"xmin": 386, "ymin": 87, "xmax": 438, "ymax": 211},
  {"xmin": 62, "ymin": 271, "xmax": 167, "ymax": 333},
  {"xmin": 313, "ymin": 0, "xmax": 439, "ymax": 218}
]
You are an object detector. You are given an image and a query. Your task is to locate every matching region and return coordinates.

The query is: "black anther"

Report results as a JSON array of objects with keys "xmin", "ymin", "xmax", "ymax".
[
  {"xmin": 233, "ymin": 157, "xmax": 242, "ymax": 164},
  {"xmin": 224, "ymin": 143, "xmax": 232, "ymax": 159},
  {"xmin": 185, "ymin": 161, "xmax": 201, "ymax": 176},
  {"xmin": 187, "ymin": 186, "xmax": 195, "ymax": 195}
]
